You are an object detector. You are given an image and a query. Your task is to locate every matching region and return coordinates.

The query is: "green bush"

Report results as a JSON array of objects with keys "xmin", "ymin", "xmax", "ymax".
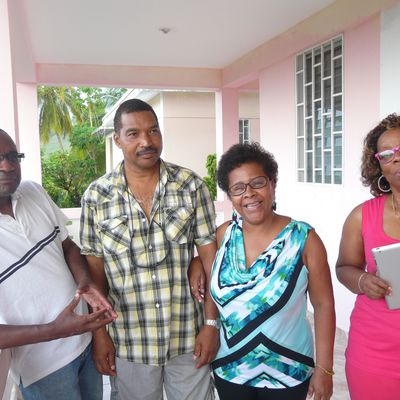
[
  {"xmin": 41, "ymin": 125, "xmax": 105, "ymax": 208},
  {"xmin": 203, "ymin": 153, "xmax": 216, "ymax": 201}
]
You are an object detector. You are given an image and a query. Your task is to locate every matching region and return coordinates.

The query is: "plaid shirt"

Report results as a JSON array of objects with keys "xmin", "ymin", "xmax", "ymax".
[{"xmin": 80, "ymin": 160, "xmax": 216, "ymax": 365}]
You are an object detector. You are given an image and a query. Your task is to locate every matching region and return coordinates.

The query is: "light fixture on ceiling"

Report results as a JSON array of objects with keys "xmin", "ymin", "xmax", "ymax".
[{"xmin": 159, "ymin": 27, "xmax": 171, "ymax": 34}]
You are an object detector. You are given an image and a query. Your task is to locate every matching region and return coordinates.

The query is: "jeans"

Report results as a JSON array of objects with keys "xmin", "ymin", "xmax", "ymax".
[{"xmin": 19, "ymin": 342, "xmax": 102, "ymax": 400}]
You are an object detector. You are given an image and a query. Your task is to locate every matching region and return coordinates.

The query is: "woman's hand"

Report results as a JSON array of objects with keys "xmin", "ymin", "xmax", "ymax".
[
  {"xmin": 359, "ymin": 271, "xmax": 391, "ymax": 299},
  {"xmin": 307, "ymin": 368, "xmax": 333, "ymax": 400},
  {"xmin": 188, "ymin": 256, "xmax": 205, "ymax": 302}
]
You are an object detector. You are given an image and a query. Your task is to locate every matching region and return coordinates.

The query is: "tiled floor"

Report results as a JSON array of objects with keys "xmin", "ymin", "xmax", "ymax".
[
  {"xmin": 331, "ymin": 325, "xmax": 349, "ymax": 400},
  {"xmin": 103, "ymin": 322, "xmax": 350, "ymax": 399}
]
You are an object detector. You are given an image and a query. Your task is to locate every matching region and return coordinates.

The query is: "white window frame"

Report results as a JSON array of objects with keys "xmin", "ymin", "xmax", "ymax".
[
  {"xmin": 239, "ymin": 119, "xmax": 251, "ymax": 144},
  {"xmin": 296, "ymin": 35, "xmax": 343, "ymax": 184}
]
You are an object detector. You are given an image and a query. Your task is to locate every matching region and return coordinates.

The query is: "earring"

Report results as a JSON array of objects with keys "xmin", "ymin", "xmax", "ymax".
[
  {"xmin": 272, "ymin": 200, "xmax": 277, "ymax": 211},
  {"xmin": 232, "ymin": 209, "xmax": 238, "ymax": 222},
  {"xmin": 377, "ymin": 175, "xmax": 391, "ymax": 193}
]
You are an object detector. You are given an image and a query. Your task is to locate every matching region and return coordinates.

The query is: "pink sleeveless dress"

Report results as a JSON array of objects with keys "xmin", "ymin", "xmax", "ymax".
[{"xmin": 346, "ymin": 196, "xmax": 400, "ymax": 399}]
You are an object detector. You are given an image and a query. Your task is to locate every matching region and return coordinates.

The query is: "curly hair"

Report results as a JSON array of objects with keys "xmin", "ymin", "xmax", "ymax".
[
  {"xmin": 361, "ymin": 113, "xmax": 400, "ymax": 196},
  {"xmin": 114, "ymin": 99, "xmax": 159, "ymax": 134},
  {"xmin": 217, "ymin": 142, "xmax": 278, "ymax": 194}
]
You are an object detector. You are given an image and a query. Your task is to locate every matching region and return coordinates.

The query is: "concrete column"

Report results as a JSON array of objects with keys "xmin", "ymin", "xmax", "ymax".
[
  {"xmin": 0, "ymin": 0, "xmax": 18, "ymax": 141},
  {"xmin": 17, "ymin": 83, "xmax": 42, "ymax": 183},
  {"xmin": 215, "ymin": 89, "xmax": 239, "ymax": 221}
]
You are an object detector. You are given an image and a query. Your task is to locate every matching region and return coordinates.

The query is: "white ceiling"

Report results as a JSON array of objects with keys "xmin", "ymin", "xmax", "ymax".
[{"xmin": 19, "ymin": 0, "xmax": 335, "ymax": 69}]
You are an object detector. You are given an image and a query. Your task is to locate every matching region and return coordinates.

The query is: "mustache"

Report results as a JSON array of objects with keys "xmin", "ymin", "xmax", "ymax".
[
  {"xmin": 136, "ymin": 147, "xmax": 158, "ymax": 156},
  {"xmin": 0, "ymin": 172, "xmax": 18, "ymax": 178}
]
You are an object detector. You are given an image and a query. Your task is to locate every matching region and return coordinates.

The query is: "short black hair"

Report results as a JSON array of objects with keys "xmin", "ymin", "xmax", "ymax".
[
  {"xmin": 114, "ymin": 99, "xmax": 159, "ymax": 134},
  {"xmin": 217, "ymin": 142, "xmax": 278, "ymax": 193}
]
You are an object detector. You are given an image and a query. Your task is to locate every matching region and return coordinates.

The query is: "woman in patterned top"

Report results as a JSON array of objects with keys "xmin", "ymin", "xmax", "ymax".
[{"xmin": 191, "ymin": 143, "xmax": 335, "ymax": 400}]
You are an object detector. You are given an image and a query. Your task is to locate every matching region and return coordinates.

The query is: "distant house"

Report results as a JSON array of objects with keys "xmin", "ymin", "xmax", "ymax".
[{"xmin": 98, "ymin": 89, "xmax": 260, "ymax": 178}]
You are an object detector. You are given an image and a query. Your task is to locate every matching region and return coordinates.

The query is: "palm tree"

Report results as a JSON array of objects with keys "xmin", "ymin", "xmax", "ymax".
[
  {"xmin": 38, "ymin": 86, "xmax": 127, "ymax": 152},
  {"xmin": 38, "ymin": 86, "xmax": 83, "ymax": 151},
  {"xmin": 76, "ymin": 87, "xmax": 127, "ymax": 128}
]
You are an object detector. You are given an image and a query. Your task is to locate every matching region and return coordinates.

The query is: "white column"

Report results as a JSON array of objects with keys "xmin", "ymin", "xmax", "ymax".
[
  {"xmin": 17, "ymin": 83, "xmax": 42, "ymax": 183},
  {"xmin": 380, "ymin": 3, "xmax": 400, "ymax": 117},
  {"xmin": 0, "ymin": 0, "xmax": 18, "ymax": 140},
  {"xmin": 215, "ymin": 89, "xmax": 239, "ymax": 221}
]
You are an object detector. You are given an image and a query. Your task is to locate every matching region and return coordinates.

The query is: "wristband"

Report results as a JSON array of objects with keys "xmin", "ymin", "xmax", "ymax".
[
  {"xmin": 357, "ymin": 272, "xmax": 367, "ymax": 293},
  {"xmin": 315, "ymin": 363, "xmax": 335, "ymax": 376},
  {"xmin": 204, "ymin": 319, "xmax": 221, "ymax": 329}
]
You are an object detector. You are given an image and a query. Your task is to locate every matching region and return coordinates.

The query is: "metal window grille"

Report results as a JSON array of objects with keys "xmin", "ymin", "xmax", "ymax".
[{"xmin": 296, "ymin": 35, "xmax": 343, "ymax": 184}]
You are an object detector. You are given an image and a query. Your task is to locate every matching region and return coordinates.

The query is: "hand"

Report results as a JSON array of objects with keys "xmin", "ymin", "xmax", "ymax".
[
  {"xmin": 359, "ymin": 272, "xmax": 391, "ymax": 300},
  {"xmin": 307, "ymin": 369, "xmax": 333, "ymax": 400},
  {"xmin": 51, "ymin": 293, "xmax": 115, "ymax": 338},
  {"xmin": 188, "ymin": 257, "xmax": 206, "ymax": 303},
  {"xmin": 92, "ymin": 328, "xmax": 117, "ymax": 376},
  {"xmin": 193, "ymin": 325, "xmax": 219, "ymax": 369},
  {"xmin": 77, "ymin": 280, "xmax": 118, "ymax": 319}
]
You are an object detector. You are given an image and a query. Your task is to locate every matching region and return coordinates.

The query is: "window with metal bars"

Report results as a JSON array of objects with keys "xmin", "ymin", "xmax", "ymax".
[
  {"xmin": 296, "ymin": 35, "xmax": 343, "ymax": 184},
  {"xmin": 239, "ymin": 119, "xmax": 250, "ymax": 144}
]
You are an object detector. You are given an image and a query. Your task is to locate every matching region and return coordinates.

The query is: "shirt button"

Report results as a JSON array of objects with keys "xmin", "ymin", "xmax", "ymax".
[
  {"xmin": 156, "ymin": 303, "xmax": 160, "ymax": 308},
  {"xmin": 148, "ymin": 245, "xmax": 152, "ymax": 249},
  {"xmin": 152, "ymin": 274, "xmax": 156, "ymax": 280},
  {"xmin": 142, "ymin": 218, "xmax": 146, "ymax": 223}
]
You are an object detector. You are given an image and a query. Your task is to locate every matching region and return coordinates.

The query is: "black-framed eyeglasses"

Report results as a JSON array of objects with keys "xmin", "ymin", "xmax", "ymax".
[
  {"xmin": 228, "ymin": 176, "xmax": 269, "ymax": 196},
  {"xmin": 0, "ymin": 151, "xmax": 25, "ymax": 164},
  {"xmin": 375, "ymin": 146, "xmax": 400, "ymax": 164}
]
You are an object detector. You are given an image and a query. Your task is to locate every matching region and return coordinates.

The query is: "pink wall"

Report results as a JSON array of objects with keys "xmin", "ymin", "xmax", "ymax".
[
  {"xmin": 257, "ymin": 16, "xmax": 380, "ymax": 331},
  {"xmin": 36, "ymin": 64, "xmax": 222, "ymax": 90},
  {"xmin": 259, "ymin": 56, "xmax": 295, "ymax": 177},
  {"xmin": 343, "ymin": 15, "xmax": 380, "ymax": 186}
]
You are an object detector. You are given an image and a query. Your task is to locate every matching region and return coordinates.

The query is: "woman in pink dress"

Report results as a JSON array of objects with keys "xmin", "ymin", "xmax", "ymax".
[{"xmin": 336, "ymin": 114, "xmax": 400, "ymax": 400}]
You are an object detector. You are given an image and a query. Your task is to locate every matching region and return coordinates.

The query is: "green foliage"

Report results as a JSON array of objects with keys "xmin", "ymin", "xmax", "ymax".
[
  {"xmin": 69, "ymin": 125, "xmax": 106, "ymax": 175},
  {"xmin": 203, "ymin": 153, "xmax": 217, "ymax": 201},
  {"xmin": 39, "ymin": 86, "xmax": 126, "ymax": 207},
  {"xmin": 41, "ymin": 128, "xmax": 105, "ymax": 208},
  {"xmin": 38, "ymin": 86, "xmax": 127, "ymax": 146},
  {"xmin": 38, "ymin": 86, "xmax": 82, "ymax": 150}
]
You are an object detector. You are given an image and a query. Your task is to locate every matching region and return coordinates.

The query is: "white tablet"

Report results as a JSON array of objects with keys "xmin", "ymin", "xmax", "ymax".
[{"xmin": 371, "ymin": 242, "xmax": 400, "ymax": 310}]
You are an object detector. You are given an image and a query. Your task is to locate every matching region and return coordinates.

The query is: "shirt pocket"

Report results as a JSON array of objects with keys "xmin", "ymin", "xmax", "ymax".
[
  {"xmin": 98, "ymin": 216, "xmax": 131, "ymax": 255},
  {"xmin": 164, "ymin": 206, "xmax": 194, "ymax": 244}
]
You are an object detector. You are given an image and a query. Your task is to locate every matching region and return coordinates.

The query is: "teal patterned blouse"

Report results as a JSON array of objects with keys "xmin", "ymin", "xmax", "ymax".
[{"xmin": 210, "ymin": 217, "xmax": 315, "ymax": 388}]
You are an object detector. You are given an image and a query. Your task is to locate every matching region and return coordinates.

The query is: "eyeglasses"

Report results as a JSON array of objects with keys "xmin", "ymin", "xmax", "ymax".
[
  {"xmin": 228, "ymin": 176, "xmax": 269, "ymax": 196},
  {"xmin": 0, "ymin": 151, "xmax": 25, "ymax": 164},
  {"xmin": 375, "ymin": 146, "xmax": 400, "ymax": 164}
]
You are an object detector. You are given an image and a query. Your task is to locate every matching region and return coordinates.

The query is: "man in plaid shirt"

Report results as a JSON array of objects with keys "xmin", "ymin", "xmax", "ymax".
[{"xmin": 80, "ymin": 99, "xmax": 219, "ymax": 400}]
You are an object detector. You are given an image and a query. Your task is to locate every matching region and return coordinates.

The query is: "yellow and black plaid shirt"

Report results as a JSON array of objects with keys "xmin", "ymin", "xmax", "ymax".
[{"xmin": 80, "ymin": 160, "xmax": 216, "ymax": 365}]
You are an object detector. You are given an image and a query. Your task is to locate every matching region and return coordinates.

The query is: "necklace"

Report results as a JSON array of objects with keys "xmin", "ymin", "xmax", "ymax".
[
  {"xmin": 391, "ymin": 193, "xmax": 400, "ymax": 220},
  {"xmin": 124, "ymin": 163, "xmax": 169, "ymax": 269}
]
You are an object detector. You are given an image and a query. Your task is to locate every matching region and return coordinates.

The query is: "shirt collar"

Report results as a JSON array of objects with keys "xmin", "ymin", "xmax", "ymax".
[
  {"xmin": 11, "ymin": 185, "xmax": 22, "ymax": 201},
  {"xmin": 113, "ymin": 159, "xmax": 176, "ymax": 195}
]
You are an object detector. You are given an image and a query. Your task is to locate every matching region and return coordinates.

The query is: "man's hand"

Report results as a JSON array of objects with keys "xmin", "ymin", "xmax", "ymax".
[
  {"xmin": 77, "ymin": 280, "xmax": 117, "ymax": 318},
  {"xmin": 193, "ymin": 325, "xmax": 219, "ymax": 369},
  {"xmin": 92, "ymin": 328, "xmax": 117, "ymax": 376},
  {"xmin": 50, "ymin": 293, "xmax": 116, "ymax": 338}
]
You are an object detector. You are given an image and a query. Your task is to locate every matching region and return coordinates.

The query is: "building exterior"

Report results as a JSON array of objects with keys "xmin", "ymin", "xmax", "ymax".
[{"xmin": 2, "ymin": 0, "xmax": 400, "ymax": 334}]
